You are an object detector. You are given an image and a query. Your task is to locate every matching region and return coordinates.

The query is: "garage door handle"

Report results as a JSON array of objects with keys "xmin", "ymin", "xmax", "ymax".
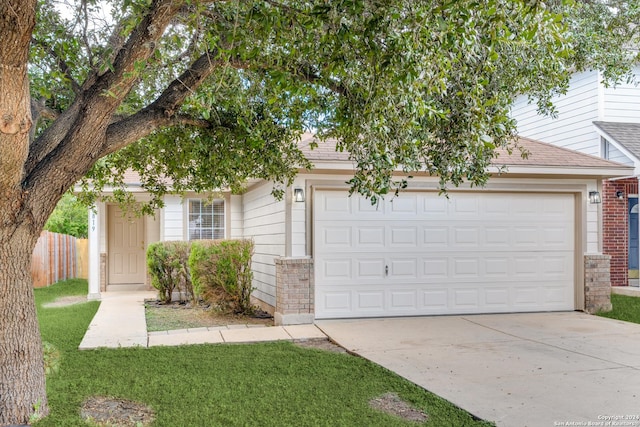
[{"xmin": 385, "ymin": 265, "xmax": 389, "ymax": 276}]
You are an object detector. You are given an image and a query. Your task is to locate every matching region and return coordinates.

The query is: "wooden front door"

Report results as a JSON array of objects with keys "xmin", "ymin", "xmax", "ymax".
[{"xmin": 108, "ymin": 205, "xmax": 145, "ymax": 285}]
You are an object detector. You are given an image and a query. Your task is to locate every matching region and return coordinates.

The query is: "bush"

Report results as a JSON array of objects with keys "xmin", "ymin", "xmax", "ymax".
[
  {"xmin": 189, "ymin": 239, "xmax": 255, "ymax": 314},
  {"xmin": 146, "ymin": 241, "xmax": 194, "ymax": 303}
]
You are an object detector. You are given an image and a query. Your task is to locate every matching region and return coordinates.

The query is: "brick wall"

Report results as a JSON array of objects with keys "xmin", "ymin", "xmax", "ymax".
[
  {"xmin": 603, "ymin": 179, "xmax": 632, "ymax": 286},
  {"xmin": 584, "ymin": 254, "xmax": 612, "ymax": 313},
  {"xmin": 274, "ymin": 257, "xmax": 314, "ymax": 325}
]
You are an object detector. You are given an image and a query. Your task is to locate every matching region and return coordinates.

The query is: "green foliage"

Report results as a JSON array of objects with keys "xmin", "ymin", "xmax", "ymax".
[
  {"xmin": 26, "ymin": 0, "xmax": 631, "ymax": 209},
  {"xmin": 189, "ymin": 239, "xmax": 255, "ymax": 315},
  {"xmin": 146, "ymin": 241, "xmax": 193, "ymax": 303},
  {"xmin": 42, "ymin": 341, "xmax": 61, "ymax": 377},
  {"xmin": 44, "ymin": 193, "xmax": 88, "ymax": 238}
]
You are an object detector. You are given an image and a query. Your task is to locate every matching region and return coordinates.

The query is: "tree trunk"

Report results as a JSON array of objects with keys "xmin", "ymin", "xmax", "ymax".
[{"xmin": 0, "ymin": 224, "xmax": 48, "ymax": 425}]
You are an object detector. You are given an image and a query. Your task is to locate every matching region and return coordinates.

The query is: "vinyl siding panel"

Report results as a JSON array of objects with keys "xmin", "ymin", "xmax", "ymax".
[
  {"xmin": 511, "ymin": 70, "xmax": 600, "ymax": 155},
  {"xmin": 607, "ymin": 143, "xmax": 635, "ymax": 166},
  {"xmin": 603, "ymin": 66, "xmax": 640, "ymax": 123},
  {"xmin": 229, "ymin": 195, "xmax": 244, "ymax": 239},
  {"xmin": 163, "ymin": 195, "xmax": 184, "ymax": 241},
  {"xmin": 242, "ymin": 183, "xmax": 286, "ymax": 308}
]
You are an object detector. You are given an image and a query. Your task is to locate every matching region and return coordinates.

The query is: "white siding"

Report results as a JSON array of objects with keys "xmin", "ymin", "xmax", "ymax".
[
  {"xmin": 607, "ymin": 143, "xmax": 635, "ymax": 166},
  {"xmin": 229, "ymin": 195, "xmax": 243, "ymax": 239},
  {"xmin": 603, "ymin": 65, "xmax": 640, "ymax": 123},
  {"xmin": 162, "ymin": 195, "xmax": 184, "ymax": 241},
  {"xmin": 511, "ymin": 70, "xmax": 601, "ymax": 155},
  {"xmin": 242, "ymin": 183, "xmax": 286, "ymax": 307}
]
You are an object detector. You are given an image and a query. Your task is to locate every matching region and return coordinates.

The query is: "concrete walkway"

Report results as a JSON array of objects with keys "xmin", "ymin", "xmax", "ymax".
[{"xmin": 79, "ymin": 292, "xmax": 326, "ymax": 350}]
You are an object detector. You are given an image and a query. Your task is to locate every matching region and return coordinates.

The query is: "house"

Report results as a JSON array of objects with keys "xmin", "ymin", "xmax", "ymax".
[
  {"xmin": 511, "ymin": 66, "xmax": 640, "ymax": 287},
  {"xmin": 86, "ymin": 134, "xmax": 632, "ymax": 324}
]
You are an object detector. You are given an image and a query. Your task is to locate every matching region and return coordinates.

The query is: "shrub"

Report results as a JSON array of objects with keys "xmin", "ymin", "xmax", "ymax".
[
  {"xmin": 146, "ymin": 241, "xmax": 194, "ymax": 303},
  {"xmin": 189, "ymin": 239, "xmax": 255, "ymax": 314}
]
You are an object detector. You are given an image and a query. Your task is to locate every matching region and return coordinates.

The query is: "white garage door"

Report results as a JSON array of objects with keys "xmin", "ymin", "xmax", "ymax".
[{"xmin": 314, "ymin": 190, "xmax": 575, "ymax": 319}]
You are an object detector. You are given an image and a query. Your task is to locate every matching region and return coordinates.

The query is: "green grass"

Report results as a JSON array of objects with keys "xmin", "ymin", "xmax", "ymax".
[
  {"xmin": 597, "ymin": 293, "xmax": 640, "ymax": 324},
  {"xmin": 34, "ymin": 280, "xmax": 493, "ymax": 426}
]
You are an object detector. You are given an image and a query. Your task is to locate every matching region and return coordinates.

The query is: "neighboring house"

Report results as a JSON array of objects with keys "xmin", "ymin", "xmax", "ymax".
[
  {"xmin": 86, "ymin": 134, "xmax": 632, "ymax": 324},
  {"xmin": 511, "ymin": 66, "xmax": 640, "ymax": 287}
]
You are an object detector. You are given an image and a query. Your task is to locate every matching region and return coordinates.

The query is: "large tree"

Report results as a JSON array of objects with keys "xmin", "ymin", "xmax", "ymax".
[{"xmin": 0, "ymin": 0, "xmax": 637, "ymax": 423}]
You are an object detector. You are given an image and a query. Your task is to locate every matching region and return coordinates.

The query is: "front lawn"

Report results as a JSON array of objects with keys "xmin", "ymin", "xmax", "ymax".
[
  {"xmin": 597, "ymin": 293, "xmax": 640, "ymax": 324},
  {"xmin": 34, "ymin": 280, "xmax": 493, "ymax": 426}
]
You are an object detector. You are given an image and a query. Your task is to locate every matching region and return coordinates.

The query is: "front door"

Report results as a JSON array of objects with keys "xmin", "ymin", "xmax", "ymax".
[
  {"xmin": 108, "ymin": 205, "xmax": 146, "ymax": 285},
  {"xmin": 629, "ymin": 198, "xmax": 639, "ymax": 278}
]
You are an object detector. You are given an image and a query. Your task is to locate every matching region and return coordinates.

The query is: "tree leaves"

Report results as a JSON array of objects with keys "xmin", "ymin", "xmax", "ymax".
[{"xmin": 28, "ymin": 0, "xmax": 632, "ymax": 206}]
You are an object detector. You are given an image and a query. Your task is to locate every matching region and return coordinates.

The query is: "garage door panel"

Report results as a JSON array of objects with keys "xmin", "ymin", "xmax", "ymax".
[
  {"xmin": 320, "ymin": 259, "xmax": 352, "ymax": 280},
  {"xmin": 321, "ymin": 225, "xmax": 353, "ymax": 247},
  {"xmin": 389, "ymin": 258, "xmax": 418, "ymax": 278},
  {"xmin": 357, "ymin": 258, "xmax": 386, "ymax": 278},
  {"xmin": 390, "ymin": 227, "xmax": 418, "ymax": 246},
  {"xmin": 315, "ymin": 191, "xmax": 575, "ymax": 318},
  {"xmin": 421, "ymin": 290, "xmax": 449, "ymax": 309},
  {"xmin": 389, "ymin": 195, "xmax": 418, "ymax": 214},
  {"xmin": 484, "ymin": 288, "xmax": 510, "ymax": 306},
  {"xmin": 318, "ymin": 192, "xmax": 353, "ymax": 217},
  {"xmin": 389, "ymin": 290, "xmax": 418, "ymax": 310},
  {"xmin": 358, "ymin": 227, "xmax": 385, "ymax": 246}
]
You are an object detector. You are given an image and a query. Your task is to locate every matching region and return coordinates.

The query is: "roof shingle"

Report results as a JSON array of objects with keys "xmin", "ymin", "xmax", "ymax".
[{"xmin": 297, "ymin": 133, "xmax": 628, "ymax": 169}]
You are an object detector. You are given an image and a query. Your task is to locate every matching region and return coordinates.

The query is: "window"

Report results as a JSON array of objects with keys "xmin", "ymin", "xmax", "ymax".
[
  {"xmin": 188, "ymin": 199, "xmax": 225, "ymax": 240},
  {"xmin": 602, "ymin": 137, "xmax": 610, "ymax": 160}
]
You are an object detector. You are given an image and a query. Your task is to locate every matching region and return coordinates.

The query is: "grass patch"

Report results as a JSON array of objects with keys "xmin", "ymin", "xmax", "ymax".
[
  {"xmin": 35, "ymin": 279, "xmax": 494, "ymax": 426},
  {"xmin": 596, "ymin": 293, "xmax": 640, "ymax": 324}
]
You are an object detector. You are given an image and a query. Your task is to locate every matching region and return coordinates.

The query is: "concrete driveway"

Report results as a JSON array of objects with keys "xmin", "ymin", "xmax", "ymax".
[{"xmin": 316, "ymin": 312, "xmax": 640, "ymax": 427}]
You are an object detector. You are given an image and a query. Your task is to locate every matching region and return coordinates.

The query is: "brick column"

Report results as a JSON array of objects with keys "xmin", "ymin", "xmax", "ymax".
[
  {"xmin": 100, "ymin": 253, "xmax": 107, "ymax": 292},
  {"xmin": 602, "ymin": 179, "xmax": 632, "ymax": 287},
  {"xmin": 584, "ymin": 254, "xmax": 612, "ymax": 314},
  {"xmin": 274, "ymin": 257, "xmax": 314, "ymax": 325}
]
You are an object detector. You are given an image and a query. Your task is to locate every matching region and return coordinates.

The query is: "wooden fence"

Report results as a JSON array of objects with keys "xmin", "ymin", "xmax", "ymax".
[{"xmin": 31, "ymin": 231, "xmax": 89, "ymax": 288}]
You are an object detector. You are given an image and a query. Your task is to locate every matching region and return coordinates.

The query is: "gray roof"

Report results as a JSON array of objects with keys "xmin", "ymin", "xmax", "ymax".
[{"xmin": 594, "ymin": 121, "xmax": 640, "ymax": 160}]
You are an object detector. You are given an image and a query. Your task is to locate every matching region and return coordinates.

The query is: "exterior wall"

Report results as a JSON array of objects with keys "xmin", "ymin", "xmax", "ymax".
[
  {"xmin": 607, "ymin": 142, "xmax": 635, "ymax": 166},
  {"xmin": 603, "ymin": 179, "xmax": 631, "ymax": 287},
  {"xmin": 162, "ymin": 195, "xmax": 185, "ymax": 241},
  {"xmin": 602, "ymin": 65, "xmax": 640, "ymax": 123},
  {"xmin": 229, "ymin": 195, "xmax": 244, "ymax": 239},
  {"xmin": 274, "ymin": 257, "xmax": 314, "ymax": 325},
  {"xmin": 511, "ymin": 70, "xmax": 601, "ymax": 155},
  {"xmin": 242, "ymin": 182, "xmax": 286, "ymax": 308},
  {"xmin": 584, "ymin": 254, "xmax": 612, "ymax": 313}
]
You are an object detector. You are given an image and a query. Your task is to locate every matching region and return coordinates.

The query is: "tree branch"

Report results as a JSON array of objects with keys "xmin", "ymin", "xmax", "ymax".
[
  {"xmin": 100, "ymin": 51, "xmax": 226, "ymax": 155},
  {"xmin": 31, "ymin": 38, "xmax": 82, "ymax": 95},
  {"xmin": 29, "ymin": 98, "xmax": 60, "ymax": 145},
  {"xmin": 103, "ymin": 112, "xmax": 210, "ymax": 156},
  {"xmin": 25, "ymin": 0, "xmax": 189, "ymax": 180}
]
